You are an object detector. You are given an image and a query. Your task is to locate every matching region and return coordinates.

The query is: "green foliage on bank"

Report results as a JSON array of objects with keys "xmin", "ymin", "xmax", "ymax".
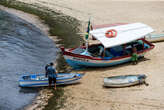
[{"xmin": 44, "ymin": 87, "xmax": 66, "ymax": 110}]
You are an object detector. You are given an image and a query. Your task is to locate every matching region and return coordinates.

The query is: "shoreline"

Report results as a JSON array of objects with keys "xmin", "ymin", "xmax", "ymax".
[{"xmin": 0, "ymin": 5, "xmax": 49, "ymax": 36}]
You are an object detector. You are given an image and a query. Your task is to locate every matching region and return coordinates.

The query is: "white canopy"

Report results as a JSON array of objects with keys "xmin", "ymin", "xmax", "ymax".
[{"xmin": 89, "ymin": 23, "xmax": 154, "ymax": 48}]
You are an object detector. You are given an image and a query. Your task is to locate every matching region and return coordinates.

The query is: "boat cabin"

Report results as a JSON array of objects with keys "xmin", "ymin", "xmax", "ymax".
[{"xmin": 74, "ymin": 38, "xmax": 150, "ymax": 59}]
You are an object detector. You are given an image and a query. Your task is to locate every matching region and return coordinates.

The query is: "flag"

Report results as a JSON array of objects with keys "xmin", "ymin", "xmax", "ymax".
[{"xmin": 85, "ymin": 19, "xmax": 92, "ymax": 40}]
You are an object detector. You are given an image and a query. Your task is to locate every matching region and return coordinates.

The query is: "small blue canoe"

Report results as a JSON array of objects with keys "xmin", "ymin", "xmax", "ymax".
[
  {"xmin": 19, "ymin": 73, "xmax": 84, "ymax": 87},
  {"xmin": 104, "ymin": 74, "xmax": 146, "ymax": 87}
]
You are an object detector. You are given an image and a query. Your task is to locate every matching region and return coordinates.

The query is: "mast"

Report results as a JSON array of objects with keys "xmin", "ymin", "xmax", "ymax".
[{"xmin": 85, "ymin": 18, "xmax": 92, "ymax": 52}]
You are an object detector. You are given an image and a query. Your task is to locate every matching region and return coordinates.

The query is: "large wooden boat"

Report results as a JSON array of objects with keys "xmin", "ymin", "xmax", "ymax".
[{"xmin": 61, "ymin": 23, "xmax": 155, "ymax": 69}]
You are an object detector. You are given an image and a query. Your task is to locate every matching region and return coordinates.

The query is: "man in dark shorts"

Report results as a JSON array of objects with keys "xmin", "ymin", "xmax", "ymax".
[{"xmin": 45, "ymin": 62, "xmax": 57, "ymax": 90}]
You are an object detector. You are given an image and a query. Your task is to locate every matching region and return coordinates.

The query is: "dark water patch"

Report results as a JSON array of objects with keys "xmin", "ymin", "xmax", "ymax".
[
  {"xmin": 0, "ymin": 1, "xmax": 84, "ymax": 109},
  {"xmin": 0, "ymin": 0, "xmax": 85, "ymax": 73},
  {"xmin": 0, "ymin": 0, "xmax": 84, "ymax": 48},
  {"xmin": 0, "ymin": 10, "xmax": 57, "ymax": 110}
]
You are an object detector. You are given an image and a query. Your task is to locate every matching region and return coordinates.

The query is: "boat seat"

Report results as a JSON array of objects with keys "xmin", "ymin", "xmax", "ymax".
[
  {"xmin": 31, "ymin": 75, "xmax": 37, "ymax": 80},
  {"xmin": 80, "ymin": 50, "xmax": 91, "ymax": 56},
  {"xmin": 72, "ymin": 48, "xmax": 85, "ymax": 54},
  {"xmin": 103, "ymin": 56, "xmax": 113, "ymax": 60},
  {"xmin": 144, "ymin": 43, "xmax": 150, "ymax": 49},
  {"xmin": 110, "ymin": 47, "xmax": 124, "ymax": 57},
  {"xmin": 23, "ymin": 76, "xmax": 30, "ymax": 80}
]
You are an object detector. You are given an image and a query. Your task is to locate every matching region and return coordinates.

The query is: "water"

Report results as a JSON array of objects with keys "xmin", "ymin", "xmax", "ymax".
[{"xmin": 0, "ymin": 10, "xmax": 58, "ymax": 110}]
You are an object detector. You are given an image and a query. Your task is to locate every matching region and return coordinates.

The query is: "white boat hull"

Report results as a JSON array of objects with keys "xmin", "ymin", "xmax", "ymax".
[{"xmin": 104, "ymin": 74, "xmax": 146, "ymax": 87}]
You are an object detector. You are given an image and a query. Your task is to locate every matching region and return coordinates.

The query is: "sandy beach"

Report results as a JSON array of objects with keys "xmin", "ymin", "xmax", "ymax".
[
  {"xmin": 2, "ymin": 0, "xmax": 164, "ymax": 110},
  {"xmin": 17, "ymin": 0, "xmax": 164, "ymax": 33}
]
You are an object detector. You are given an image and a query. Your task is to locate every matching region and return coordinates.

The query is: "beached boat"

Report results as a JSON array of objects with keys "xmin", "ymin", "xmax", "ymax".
[
  {"xmin": 104, "ymin": 74, "xmax": 146, "ymax": 87},
  {"xmin": 146, "ymin": 33, "xmax": 164, "ymax": 43},
  {"xmin": 19, "ymin": 73, "xmax": 84, "ymax": 87},
  {"xmin": 60, "ymin": 22, "xmax": 155, "ymax": 69}
]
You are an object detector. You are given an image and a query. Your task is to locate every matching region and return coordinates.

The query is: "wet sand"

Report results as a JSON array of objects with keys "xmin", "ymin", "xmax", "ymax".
[{"xmin": 2, "ymin": 1, "xmax": 164, "ymax": 110}]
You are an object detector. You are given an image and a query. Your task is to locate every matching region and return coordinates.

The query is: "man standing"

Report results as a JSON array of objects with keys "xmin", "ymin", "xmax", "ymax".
[
  {"xmin": 46, "ymin": 62, "xmax": 57, "ymax": 90},
  {"xmin": 131, "ymin": 47, "xmax": 138, "ymax": 65}
]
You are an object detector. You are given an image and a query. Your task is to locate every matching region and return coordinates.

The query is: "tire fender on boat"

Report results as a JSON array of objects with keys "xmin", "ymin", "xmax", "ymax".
[{"xmin": 105, "ymin": 29, "xmax": 117, "ymax": 38}]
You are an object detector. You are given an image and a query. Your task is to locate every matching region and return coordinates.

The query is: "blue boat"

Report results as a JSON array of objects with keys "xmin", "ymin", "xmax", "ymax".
[{"xmin": 19, "ymin": 73, "xmax": 84, "ymax": 87}]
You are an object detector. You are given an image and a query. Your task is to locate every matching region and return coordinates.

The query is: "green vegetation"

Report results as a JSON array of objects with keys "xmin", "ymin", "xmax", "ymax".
[
  {"xmin": 0, "ymin": 0, "xmax": 83, "ymax": 109},
  {"xmin": 43, "ymin": 87, "xmax": 66, "ymax": 110}
]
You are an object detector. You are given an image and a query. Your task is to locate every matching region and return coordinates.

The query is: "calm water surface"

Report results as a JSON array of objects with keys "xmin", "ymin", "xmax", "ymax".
[{"xmin": 0, "ymin": 10, "xmax": 57, "ymax": 110}]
